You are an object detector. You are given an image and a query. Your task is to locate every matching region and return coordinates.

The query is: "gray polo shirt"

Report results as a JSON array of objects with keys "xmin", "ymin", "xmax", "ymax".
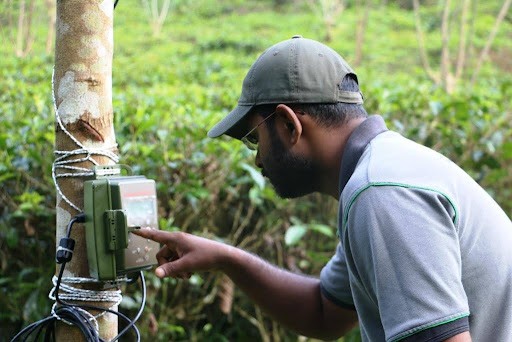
[{"xmin": 320, "ymin": 115, "xmax": 512, "ymax": 341}]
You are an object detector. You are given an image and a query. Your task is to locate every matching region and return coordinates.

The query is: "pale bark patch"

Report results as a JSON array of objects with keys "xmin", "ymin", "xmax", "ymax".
[
  {"xmin": 99, "ymin": 0, "xmax": 114, "ymax": 18},
  {"xmin": 79, "ymin": 36, "xmax": 108, "ymax": 59},
  {"xmin": 70, "ymin": 63, "xmax": 87, "ymax": 73},
  {"xmin": 103, "ymin": 310, "xmax": 119, "ymax": 323},
  {"xmin": 91, "ymin": 59, "xmax": 109, "ymax": 75},
  {"xmin": 62, "ymin": 268, "xmax": 77, "ymax": 278},
  {"xmin": 82, "ymin": 139, "xmax": 117, "ymax": 151},
  {"xmin": 56, "ymin": 199, "xmax": 71, "ymax": 221},
  {"xmin": 57, "ymin": 71, "xmax": 101, "ymax": 124},
  {"xmin": 81, "ymin": 10, "xmax": 102, "ymax": 29},
  {"xmin": 57, "ymin": 21, "xmax": 70, "ymax": 35}
]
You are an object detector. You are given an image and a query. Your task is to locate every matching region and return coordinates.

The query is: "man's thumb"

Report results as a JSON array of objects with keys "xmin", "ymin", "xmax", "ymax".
[{"xmin": 155, "ymin": 259, "xmax": 185, "ymax": 278}]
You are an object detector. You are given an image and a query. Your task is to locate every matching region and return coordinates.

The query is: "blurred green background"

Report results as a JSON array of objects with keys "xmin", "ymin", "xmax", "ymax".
[{"xmin": 1, "ymin": 0, "xmax": 511, "ymax": 340}]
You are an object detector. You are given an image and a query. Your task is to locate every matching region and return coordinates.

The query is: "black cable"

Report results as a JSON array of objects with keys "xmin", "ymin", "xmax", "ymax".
[
  {"xmin": 111, "ymin": 272, "xmax": 145, "ymax": 342},
  {"xmin": 11, "ymin": 214, "xmax": 146, "ymax": 342},
  {"xmin": 52, "ymin": 265, "xmax": 143, "ymax": 341},
  {"xmin": 67, "ymin": 213, "xmax": 85, "ymax": 236},
  {"xmin": 114, "ymin": 0, "xmax": 120, "ymax": 9}
]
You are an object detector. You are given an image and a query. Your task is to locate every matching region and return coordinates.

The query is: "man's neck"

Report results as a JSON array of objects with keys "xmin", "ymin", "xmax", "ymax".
[{"xmin": 313, "ymin": 117, "xmax": 367, "ymax": 199}]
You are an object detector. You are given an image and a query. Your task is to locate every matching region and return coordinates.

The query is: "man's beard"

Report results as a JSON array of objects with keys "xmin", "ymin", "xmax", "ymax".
[{"xmin": 262, "ymin": 131, "xmax": 320, "ymax": 199}]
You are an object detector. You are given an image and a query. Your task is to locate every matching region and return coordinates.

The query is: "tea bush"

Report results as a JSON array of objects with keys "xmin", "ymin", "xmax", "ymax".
[{"xmin": 1, "ymin": 1, "xmax": 511, "ymax": 340}]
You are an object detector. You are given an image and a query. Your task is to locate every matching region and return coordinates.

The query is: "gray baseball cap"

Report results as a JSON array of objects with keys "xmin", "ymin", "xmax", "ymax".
[{"xmin": 207, "ymin": 35, "xmax": 363, "ymax": 139}]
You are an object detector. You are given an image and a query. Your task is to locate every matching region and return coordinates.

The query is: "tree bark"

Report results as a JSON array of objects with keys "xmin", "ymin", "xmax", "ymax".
[
  {"xmin": 16, "ymin": 0, "xmax": 25, "ymax": 57},
  {"xmin": 440, "ymin": 0, "xmax": 453, "ymax": 93},
  {"xmin": 470, "ymin": 0, "xmax": 512, "ymax": 86},
  {"xmin": 46, "ymin": 0, "xmax": 56, "ymax": 54},
  {"xmin": 3, "ymin": 0, "xmax": 15, "ymax": 52},
  {"xmin": 455, "ymin": 0, "xmax": 470, "ymax": 80},
  {"xmin": 22, "ymin": 0, "xmax": 36, "ymax": 56},
  {"xmin": 53, "ymin": 0, "xmax": 118, "ymax": 340},
  {"xmin": 15, "ymin": 0, "xmax": 36, "ymax": 57},
  {"xmin": 412, "ymin": 0, "xmax": 440, "ymax": 85},
  {"xmin": 353, "ymin": 0, "xmax": 370, "ymax": 67},
  {"xmin": 141, "ymin": 0, "xmax": 171, "ymax": 37}
]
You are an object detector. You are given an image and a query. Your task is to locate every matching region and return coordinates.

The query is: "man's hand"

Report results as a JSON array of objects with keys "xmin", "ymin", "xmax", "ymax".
[
  {"xmin": 134, "ymin": 228, "xmax": 358, "ymax": 339},
  {"xmin": 133, "ymin": 229, "xmax": 230, "ymax": 279}
]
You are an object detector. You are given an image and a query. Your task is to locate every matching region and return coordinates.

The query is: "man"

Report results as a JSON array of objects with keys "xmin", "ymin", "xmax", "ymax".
[{"xmin": 136, "ymin": 36, "xmax": 512, "ymax": 341}]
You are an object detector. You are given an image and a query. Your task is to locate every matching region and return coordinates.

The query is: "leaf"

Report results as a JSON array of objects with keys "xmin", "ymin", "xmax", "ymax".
[
  {"xmin": 428, "ymin": 101, "xmax": 442, "ymax": 116},
  {"xmin": 240, "ymin": 162, "xmax": 265, "ymax": 189},
  {"xmin": 502, "ymin": 142, "xmax": 512, "ymax": 159},
  {"xmin": 0, "ymin": 172, "xmax": 14, "ymax": 183},
  {"xmin": 189, "ymin": 274, "xmax": 203, "ymax": 286},
  {"xmin": 309, "ymin": 224, "xmax": 334, "ymax": 237},
  {"xmin": 285, "ymin": 225, "xmax": 307, "ymax": 246},
  {"xmin": 120, "ymin": 295, "xmax": 139, "ymax": 309},
  {"xmin": 248, "ymin": 187, "xmax": 263, "ymax": 205},
  {"xmin": 23, "ymin": 289, "xmax": 39, "ymax": 321}
]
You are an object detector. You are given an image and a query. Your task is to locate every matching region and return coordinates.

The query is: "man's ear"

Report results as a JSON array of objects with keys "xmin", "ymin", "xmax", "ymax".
[{"xmin": 275, "ymin": 104, "xmax": 302, "ymax": 145}]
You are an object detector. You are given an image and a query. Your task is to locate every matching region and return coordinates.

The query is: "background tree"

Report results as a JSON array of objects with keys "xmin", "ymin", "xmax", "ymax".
[
  {"xmin": 470, "ymin": 0, "xmax": 512, "ymax": 87},
  {"xmin": 16, "ymin": 0, "xmax": 36, "ymax": 57},
  {"xmin": 141, "ymin": 0, "xmax": 172, "ymax": 38},
  {"xmin": 353, "ymin": 0, "xmax": 370, "ymax": 67},
  {"xmin": 413, "ymin": 0, "xmax": 512, "ymax": 93},
  {"xmin": 1, "ymin": 0, "xmax": 56, "ymax": 58},
  {"xmin": 45, "ymin": 0, "xmax": 56, "ymax": 55},
  {"xmin": 1, "ymin": 1, "xmax": 511, "ymax": 340},
  {"xmin": 308, "ymin": 0, "xmax": 345, "ymax": 42}
]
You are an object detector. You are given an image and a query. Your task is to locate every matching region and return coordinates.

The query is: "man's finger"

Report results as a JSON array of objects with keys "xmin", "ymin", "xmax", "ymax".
[
  {"xmin": 156, "ymin": 258, "xmax": 188, "ymax": 278},
  {"xmin": 133, "ymin": 228, "xmax": 174, "ymax": 244},
  {"xmin": 156, "ymin": 246, "xmax": 178, "ymax": 266}
]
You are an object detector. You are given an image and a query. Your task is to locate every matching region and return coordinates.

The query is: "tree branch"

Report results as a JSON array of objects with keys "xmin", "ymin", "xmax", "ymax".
[
  {"xmin": 455, "ymin": 0, "xmax": 470, "ymax": 80},
  {"xmin": 413, "ymin": 0, "xmax": 439, "ymax": 84},
  {"xmin": 440, "ymin": 0, "xmax": 452, "ymax": 92},
  {"xmin": 470, "ymin": 0, "xmax": 512, "ymax": 86}
]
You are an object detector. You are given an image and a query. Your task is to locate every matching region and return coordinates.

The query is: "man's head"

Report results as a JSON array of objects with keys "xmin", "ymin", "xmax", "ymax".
[
  {"xmin": 208, "ymin": 36, "xmax": 367, "ymax": 198},
  {"xmin": 208, "ymin": 35, "xmax": 364, "ymax": 139}
]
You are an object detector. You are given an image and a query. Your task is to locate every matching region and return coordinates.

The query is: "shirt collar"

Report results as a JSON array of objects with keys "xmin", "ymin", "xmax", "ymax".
[{"xmin": 338, "ymin": 115, "xmax": 388, "ymax": 196}]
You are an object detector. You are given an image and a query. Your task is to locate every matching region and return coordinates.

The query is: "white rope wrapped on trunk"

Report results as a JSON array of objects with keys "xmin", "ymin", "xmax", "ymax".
[{"xmin": 50, "ymin": 68, "xmax": 124, "ymax": 330}]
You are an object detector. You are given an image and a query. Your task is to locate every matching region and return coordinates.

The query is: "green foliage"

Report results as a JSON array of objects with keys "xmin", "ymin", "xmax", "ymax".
[
  {"xmin": 1, "ymin": 0, "xmax": 511, "ymax": 341},
  {"xmin": 285, "ymin": 217, "xmax": 334, "ymax": 247},
  {"xmin": 365, "ymin": 77, "xmax": 512, "ymax": 211}
]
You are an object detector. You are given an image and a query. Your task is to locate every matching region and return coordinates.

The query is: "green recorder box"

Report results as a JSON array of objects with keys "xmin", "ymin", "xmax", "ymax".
[{"xmin": 84, "ymin": 175, "xmax": 160, "ymax": 280}]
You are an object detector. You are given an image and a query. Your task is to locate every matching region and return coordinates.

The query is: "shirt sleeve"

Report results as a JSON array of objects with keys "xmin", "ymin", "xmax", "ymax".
[
  {"xmin": 344, "ymin": 185, "xmax": 470, "ymax": 341},
  {"xmin": 320, "ymin": 242, "xmax": 356, "ymax": 310}
]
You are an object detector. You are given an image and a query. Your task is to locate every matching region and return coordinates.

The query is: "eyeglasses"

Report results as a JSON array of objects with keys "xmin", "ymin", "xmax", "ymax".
[{"xmin": 240, "ymin": 111, "xmax": 275, "ymax": 150}]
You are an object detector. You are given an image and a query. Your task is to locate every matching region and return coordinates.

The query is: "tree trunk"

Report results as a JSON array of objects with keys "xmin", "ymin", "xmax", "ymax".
[
  {"xmin": 454, "ymin": 0, "xmax": 470, "ymax": 80},
  {"xmin": 53, "ymin": 0, "xmax": 118, "ymax": 340},
  {"xmin": 470, "ymin": 0, "xmax": 512, "ymax": 86},
  {"xmin": 15, "ymin": 0, "xmax": 36, "ymax": 57},
  {"xmin": 440, "ymin": 0, "xmax": 453, "ymax": 93},
  {"xmin": 16, "ymin": 0, "xmax": 25, "ymax": 57},
  {"xmin": 5, "ymin": 0, "xmax": 16, "ymax": 50},
  {"xmin": 46, "ymin": 0, "xmax": 56, "ymax": 54},
  {"xmin": 412, "ymin": 0, "xmax": 440, "ymax": 85},
  {"xmin": 22, "ymin": 0, "xmax": 36, "ymax": 56},
  {"xmin": 141, "ymin": 0, "xmax": 172, "ymax": 38},
  {"xmin": 353, "ymin": 0, "xmax": 370, "ymax": 67}
]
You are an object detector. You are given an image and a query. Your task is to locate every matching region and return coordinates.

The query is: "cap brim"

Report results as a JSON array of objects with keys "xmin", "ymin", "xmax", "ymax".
[{"xmin": 207, "ymin": 104, "xmax": 253, "ymax": 139}]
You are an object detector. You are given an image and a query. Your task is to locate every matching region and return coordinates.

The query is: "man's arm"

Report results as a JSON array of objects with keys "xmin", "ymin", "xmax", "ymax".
[
  {"xmin": 445, "ymin": 332, "xmax": 471, "ymax": 342},
  {"xmin": 134, "ymin": 229, "xmax": 358, "ymax": 339},
  {"xmin": 221, "ymin": 242, "xmax": 358, "ymax": 339}
]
